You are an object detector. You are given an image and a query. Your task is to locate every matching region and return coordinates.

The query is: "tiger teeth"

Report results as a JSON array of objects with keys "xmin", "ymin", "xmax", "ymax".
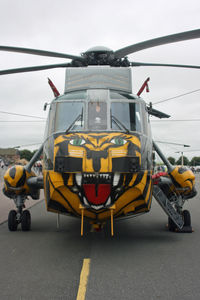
[
  {"xmin": 75, "ymin": 173, "xmax": 120, "ymax": 187},
  {"xmin": 82, "ymin": 173, "xmax": 112, "ymax": 180},
  {"xmin": 75, "ymin": 173, "xmax": 82, "ymax": 186},
  {"xmin": 90, "ymin": 197, "xmax": 111, "ymax": 210},
  {"xmin": 91, "ymin": 205, "xmax": 104, "ymax": 210},
  {"xmin": 83, "ymin": 197, "xmax": 89, "ymax": 206},
  {"xmin": 113, "ymin": 173, "xmax": 120, "ymax": 186},
  {"xmin": 106, "ymin": 197, "xmax": 111, "ymax": 206}
]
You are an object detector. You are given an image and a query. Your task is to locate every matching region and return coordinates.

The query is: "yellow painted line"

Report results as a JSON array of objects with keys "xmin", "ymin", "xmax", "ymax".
[{"xmin": 76, "ymin": 258, "xmax": 91, "ymax": 300}]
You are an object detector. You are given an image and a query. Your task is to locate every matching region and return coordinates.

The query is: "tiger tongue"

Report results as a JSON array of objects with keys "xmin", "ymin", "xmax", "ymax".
[{"xmin": 83, "ymin": 184, "xmax": 111, "ymax": 205}]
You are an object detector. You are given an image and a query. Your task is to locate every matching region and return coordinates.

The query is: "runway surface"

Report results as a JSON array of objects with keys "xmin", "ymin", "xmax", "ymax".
[{"xmin": 0, "ymin": 174, "xmax": 200, "ymax": 300}]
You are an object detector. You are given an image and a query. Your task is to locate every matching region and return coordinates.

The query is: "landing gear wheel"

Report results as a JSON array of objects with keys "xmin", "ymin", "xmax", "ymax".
[
  {"xmin": 21, "ymin": 210, "xmax": 31, "ymax": 231},
  {"xmin": 183, "ymin": 210, "xmax": 191, "ymax": 226},
  {"xmin": 8, "ymin": 210, "xmax": 18, "ymax": 231},
  {"xmin": 168, "ymin": 217, "xmax": 177, "ymax": 232}
]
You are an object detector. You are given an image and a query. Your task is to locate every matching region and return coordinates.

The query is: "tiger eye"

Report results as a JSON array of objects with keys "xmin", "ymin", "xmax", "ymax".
[{"xmin": 70, "ymin": 138, "xmax": 85, "ymax": 146}]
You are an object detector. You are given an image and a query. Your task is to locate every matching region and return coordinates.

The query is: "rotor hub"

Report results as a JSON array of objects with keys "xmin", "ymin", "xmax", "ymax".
[
  {"xmin": 84, "ymin": 46, "xmax": 113, "ymax": 53},
  {"xmin": 79, "ymin": 46, "xmax": 130, "ymax": 67}
]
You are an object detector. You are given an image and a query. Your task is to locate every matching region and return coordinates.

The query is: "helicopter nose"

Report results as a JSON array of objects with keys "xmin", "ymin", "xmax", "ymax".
[{"xmin": 86, "ymin": 150, "xmax": 108, "ymax": 172}]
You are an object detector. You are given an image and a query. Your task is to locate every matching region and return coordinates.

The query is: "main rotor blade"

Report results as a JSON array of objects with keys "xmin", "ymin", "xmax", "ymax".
[
  {"xmin": 114, "ymin": 29, "xmax": 200, "ymax": 58},
  {"xmin": 130, "ymin": 61, "xmax": 200, "ymax": 69},
  {"xmin": 0, "ymin": 63, "xmax": 70, "ymax": 75},
  {"xmin": 0, "ymin": 46, "xmax": 82, "ymax": 60}
]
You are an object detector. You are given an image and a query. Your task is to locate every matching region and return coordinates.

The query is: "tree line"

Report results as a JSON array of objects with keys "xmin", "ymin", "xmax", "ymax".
[
  {"xmin": 168, "ymin": 156, "xmax": 200, "ymax": 166},
  {"xmin": 19, "ymin": 149, "xmax": 39, "ymax": 161}
]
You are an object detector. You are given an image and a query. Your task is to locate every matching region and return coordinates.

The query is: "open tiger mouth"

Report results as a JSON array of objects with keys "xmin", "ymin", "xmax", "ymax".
[{"xmin": 75, "ymin": 173, "xmax": 121, "ymax": 210}]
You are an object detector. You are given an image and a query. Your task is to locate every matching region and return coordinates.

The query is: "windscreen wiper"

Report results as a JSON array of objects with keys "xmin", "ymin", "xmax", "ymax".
[
  {"xmin": 65, "ymin": 114, "xmax": 82, "ymax": 133},
  {"xmin": 111, "ymin": 115, "xmax": 130, "ymax": 134}
]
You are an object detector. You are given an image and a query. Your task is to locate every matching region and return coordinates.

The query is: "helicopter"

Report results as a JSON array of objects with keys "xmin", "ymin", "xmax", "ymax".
[{"xmin": 1, "ymin": 29, "xmax": 200, "ymax": 236}]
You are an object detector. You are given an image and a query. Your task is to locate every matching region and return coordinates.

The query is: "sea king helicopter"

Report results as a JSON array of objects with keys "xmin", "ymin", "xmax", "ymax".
[{"xmin": 1, "ymin": 29, "xmax": 200, "ymax": 235}]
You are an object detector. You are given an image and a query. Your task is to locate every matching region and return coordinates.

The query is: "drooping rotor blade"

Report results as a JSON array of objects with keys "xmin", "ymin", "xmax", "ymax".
[
  {"xmin": 0, "ymin": 63, "xmax": 71, "ymax": 75},
  {"xmin": 130, "ymin": 61, "xmax": 200, "ymax": 69},
  {"xmin": 0, "ymin": 46, "xmax": 82, "ymax": 60},
  {"xmin": 114, "ymin": 29, "xmax": 200, "ymax": 58}
]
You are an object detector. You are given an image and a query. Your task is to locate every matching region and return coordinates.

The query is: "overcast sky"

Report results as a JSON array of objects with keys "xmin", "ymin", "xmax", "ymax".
[{"xmin": 0, "ymin": 0, "xmax": 200, "ymax": 160}]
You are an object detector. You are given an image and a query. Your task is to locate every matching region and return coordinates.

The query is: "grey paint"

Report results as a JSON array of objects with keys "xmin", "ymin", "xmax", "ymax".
[{"xmin": 64, "ymin": 67, "xmax": 132, "ymax": 93}]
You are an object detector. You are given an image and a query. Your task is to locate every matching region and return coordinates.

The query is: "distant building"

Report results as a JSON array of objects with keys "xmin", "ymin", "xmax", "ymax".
[{"xmin": 0, "ymin": 148, "xmax": 20, "ymax": 165}]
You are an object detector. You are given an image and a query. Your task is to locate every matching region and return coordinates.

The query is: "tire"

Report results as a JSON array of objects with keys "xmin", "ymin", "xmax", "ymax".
[
  {"xmin": 21, "ymin": 210, "xmax": 31, "ymax": 231},
  {"xmin": 168, "ymin": 217, "xmax": 177, "ymax": 232},
  {"xmin": 8, "ymin": 210, "xmax": 18, "ymax": 231},
  {"xmin": 183, "ymin": 210, "xmax": 191, "ymax": 227}
]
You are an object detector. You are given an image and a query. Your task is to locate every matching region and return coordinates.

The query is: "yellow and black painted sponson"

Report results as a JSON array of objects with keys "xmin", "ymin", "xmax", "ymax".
[
  {"xmin": 43, "ymin": 132, "xmax": 153, "ymax": 221},
  {"xmin": 3, "ymin": 165, "xmax": 39, "ymax": 199},
  {"xmin": 170, "ymin": 166, "xmax": 196, "ymax": 195},
  {"xmin": 153, "ymin": 166, "xmax": 196, "ymax": 201}
]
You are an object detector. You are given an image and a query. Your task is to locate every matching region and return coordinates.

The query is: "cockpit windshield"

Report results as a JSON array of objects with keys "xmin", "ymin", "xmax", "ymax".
[
  {"xmin": 47, "ymin": 91, "xmax": 146, "ymax": 136},
  {"xmin": 55, "ymin": 101, "xmax": 84, "ymax": 132},
  {"xmin": 88, "ymin": 102, "xmax": 107, "ymax": 130},
  {"xmin": 111, "ymin": 102, "xmax": 142, "ymax": 132}
]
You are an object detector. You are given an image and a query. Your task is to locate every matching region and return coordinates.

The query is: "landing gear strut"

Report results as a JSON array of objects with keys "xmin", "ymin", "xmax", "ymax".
[
  {"xmin": 8, "ymin": 195, "xmax": 31, "ymax": 231},
  {"xmin": 168, "ymin": 209, "xmax": 192, "ymax": 233}
]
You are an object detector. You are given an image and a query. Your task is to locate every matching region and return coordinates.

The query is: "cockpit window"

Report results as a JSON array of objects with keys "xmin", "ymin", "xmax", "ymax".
[
  {"xmin": 111, "ymin": 102, "xmax": 142, "ymax": 132},
  {"xmin": 88, "ymin": 102, "xmax": 107, "ymax": 130},
  {"xmin": 110, "ymin": 92, "xmax": 137, "ymax": 100},
  {"xmin": 57, "ymin": 91, "xmax": 86, "ymax": 100},
  {"xmin": 55, "ymin": 101, "xmax": 84, "ymax": 132}
]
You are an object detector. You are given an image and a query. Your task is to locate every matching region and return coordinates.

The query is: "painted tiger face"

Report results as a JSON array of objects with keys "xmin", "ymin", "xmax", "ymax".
[{"xmin": 54, "ymin": 132, "xmax": 141, "ymax": 210}]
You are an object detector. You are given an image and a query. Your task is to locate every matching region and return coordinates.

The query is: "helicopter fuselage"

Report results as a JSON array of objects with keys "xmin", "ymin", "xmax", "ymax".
[{"xmin": 42, "ymin": 67, "xmax": 153, "ymax": 222}]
